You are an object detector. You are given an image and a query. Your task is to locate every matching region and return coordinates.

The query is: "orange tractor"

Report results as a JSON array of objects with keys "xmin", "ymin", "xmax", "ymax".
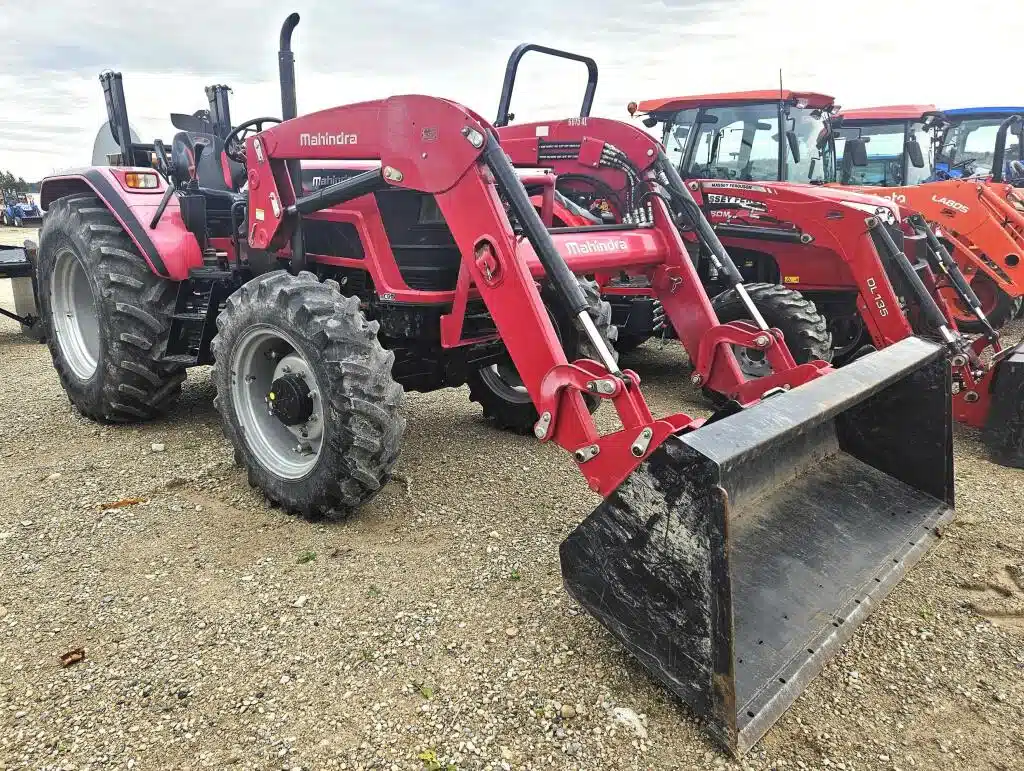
[{"xmin": 832, "ymin": 105, "xmax": 1024, "ymax": 332}]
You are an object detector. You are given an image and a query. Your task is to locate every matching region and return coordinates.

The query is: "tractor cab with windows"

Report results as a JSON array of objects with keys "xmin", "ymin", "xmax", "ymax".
[
  {"xmin": 935, "ymin": 106, "xmax": 1024, "ymax": 183},
  {"xmin": 632, "ymin": 89, "xmax": 836, "ymax": 185}
]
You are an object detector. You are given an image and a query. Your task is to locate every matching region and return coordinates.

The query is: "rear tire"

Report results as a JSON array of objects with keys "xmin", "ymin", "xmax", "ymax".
[
  {"xmin": 37, "ymin": 194, "xmax": 185, "ymax": 422},
  {"xmin": 211, "ymin": 270, "xmax": 406, "ymax": 520},
  {"xmin": 467, "ymin": 277, "xmax": 618, "ymax": 434},
  {"xmin": 705, "ymin": 283, "xmax": 832, "ymax": 405}
]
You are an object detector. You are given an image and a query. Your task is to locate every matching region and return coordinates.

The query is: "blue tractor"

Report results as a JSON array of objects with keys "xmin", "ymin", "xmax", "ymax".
[
  {"xmin": 932, "ymin": 106, "xmax": 1024, "ymax": 183},
  {"xmin": 1, "ymin": 189, "xmax": 42, "ymax": 227}
]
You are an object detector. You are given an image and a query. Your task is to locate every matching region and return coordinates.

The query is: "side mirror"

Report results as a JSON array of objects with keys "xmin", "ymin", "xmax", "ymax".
[
  {"xmin": 786, "ymin": 130, "xmax": 801, "ymax": 164},
  {"xmin": 845, "ymin": 137, "xmax": 869, "ymax": 167},
  {"xmin": 840, "ymin": 137, "xmax": 869, "ymax": 183},
  {"xmin": 906, "ymin": 138, "xmax": 925, "ymax": 169},
  {"xmin": 642, "ymin": 116, "xmax": 659, "ymax": 128}
]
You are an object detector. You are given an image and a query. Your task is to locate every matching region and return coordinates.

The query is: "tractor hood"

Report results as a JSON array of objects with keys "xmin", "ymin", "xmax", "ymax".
[{"xmin": 695, "ymin": 179, "xmax": 906, "ymax": 224}]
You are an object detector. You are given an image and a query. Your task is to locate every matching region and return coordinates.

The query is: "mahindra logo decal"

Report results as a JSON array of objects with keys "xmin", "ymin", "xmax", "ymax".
[
  {"xmin": 565, "ymin": 239, "xmax": 629, "ymax": 255},
  {"xmin": 932, "ymin": 194, "xmax": 968, "ymax": 214},
  {"xmin": 310, "ymin": 175, "xmax": 348, "ymax": 188},
  {"xmin": 300, "ymin": 131, "xmax": 358, "ymax": 147}
]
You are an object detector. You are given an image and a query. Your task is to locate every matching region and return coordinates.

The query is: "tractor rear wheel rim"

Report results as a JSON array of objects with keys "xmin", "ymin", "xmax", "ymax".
[
  {"xmin": 51, "ymin": 247, "xmax": 100, "ymax": 380},
  {"xmin": 231, "ymin": 325, "xmax": 325, "ymax": 480}
]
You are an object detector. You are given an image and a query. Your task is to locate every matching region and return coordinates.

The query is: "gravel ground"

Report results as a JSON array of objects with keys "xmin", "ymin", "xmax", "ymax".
[{"xmin": 1, "ymin": 224, "xmax": 1023, "ymax": 771}]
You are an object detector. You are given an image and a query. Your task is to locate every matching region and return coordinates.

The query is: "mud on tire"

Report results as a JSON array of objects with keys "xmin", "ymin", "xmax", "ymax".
[
  {"xmin": 467, "ymin": 276, "xmax": 618, "ymax": 434},
  {"xmin": 211, "ymin": 270, "xmax": 406, "ymax": 520},
  {"xmin": 37, "ymin": 194, "xmax": 185, "ymax": 422},
  {"xmin": 706, "ymin": 282, "xmax": 832, "ymax": 404}
]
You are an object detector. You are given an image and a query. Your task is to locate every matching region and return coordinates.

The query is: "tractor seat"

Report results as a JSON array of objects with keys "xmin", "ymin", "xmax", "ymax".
[{"xmin": 171, "ymin": 131, "xmax": 246, "ymax": 193}]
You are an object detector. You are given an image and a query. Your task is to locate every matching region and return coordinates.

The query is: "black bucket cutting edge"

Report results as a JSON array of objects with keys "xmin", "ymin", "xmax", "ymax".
[{"xmin": 560, "ymin": 336, "xmax": 955, "ymax": 756}]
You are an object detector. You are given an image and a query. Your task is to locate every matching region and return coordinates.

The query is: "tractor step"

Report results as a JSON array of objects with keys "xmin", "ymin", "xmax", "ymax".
[{"xmin": 165, "ymin": 267, "xmax": 239, "ymax": 366}]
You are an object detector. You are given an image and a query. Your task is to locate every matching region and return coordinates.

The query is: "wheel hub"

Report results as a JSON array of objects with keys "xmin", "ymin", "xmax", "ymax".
[
  {"xmin": 267, "ymin": 373, "xmax": 314, "ymax": 426},
  {"xmin": 731, "ymin": 344, "xmax": 772, "ymax": 379},
  {"xmin": 230, "ymin": 331, "xmax": 325, "ymax": 480}
]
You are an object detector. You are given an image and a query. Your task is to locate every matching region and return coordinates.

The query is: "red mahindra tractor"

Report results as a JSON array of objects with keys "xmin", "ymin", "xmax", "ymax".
[
  {"xmin": 34, "ymin": 14, "xmax": 958, "ymax": 757},
  {"xmin": 559, "ymin": 88, "xmax": 1023, "ymax": 469}
]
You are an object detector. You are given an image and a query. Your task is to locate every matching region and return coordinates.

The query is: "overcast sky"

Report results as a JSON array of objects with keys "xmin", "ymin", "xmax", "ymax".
[{"xmin": 0, "ymin": 0, "xmax": 1017, "ymax": 180}]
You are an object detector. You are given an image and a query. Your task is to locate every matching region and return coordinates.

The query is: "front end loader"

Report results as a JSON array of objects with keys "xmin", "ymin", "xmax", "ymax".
[
  {"xmin": 34, "ymin": 13, "xmax": 956, "ymax": 756},
  {"xmin": 597, "ymin": 89, "xmax": 1024, "ymax": 469},
  {"xmin": 832, "ymin": 105, "xmax": 1024, "ymax": 332}
]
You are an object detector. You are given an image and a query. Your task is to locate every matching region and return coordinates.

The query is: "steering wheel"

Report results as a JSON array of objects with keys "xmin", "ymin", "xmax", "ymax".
[{"xmin": 225, "ymin": 117, "xmax": 283, "ymax": 164}]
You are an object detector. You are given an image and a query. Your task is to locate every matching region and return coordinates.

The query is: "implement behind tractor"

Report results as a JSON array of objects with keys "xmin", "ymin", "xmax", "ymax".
[{"xmin": 34, "ymin": 14, "xmax": 955, "ymax": 755}]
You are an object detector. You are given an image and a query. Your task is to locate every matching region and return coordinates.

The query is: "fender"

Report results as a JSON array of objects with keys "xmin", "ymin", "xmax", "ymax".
[{"xmin": 39, "ymin": 167, "xmax": 203, "ymax": 281}]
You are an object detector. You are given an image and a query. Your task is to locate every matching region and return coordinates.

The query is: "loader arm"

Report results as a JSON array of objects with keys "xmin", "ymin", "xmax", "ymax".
[
  {"xmin": 252, "ymin": 102, "xmax": 831, "ymax": 409},
  {"xmin": 245, "ymin": 94, "xmax": 707, "ymax": 494},
  {"xmin": 495, "ymin": 116, "xmax": 836, "ymax": 401}
]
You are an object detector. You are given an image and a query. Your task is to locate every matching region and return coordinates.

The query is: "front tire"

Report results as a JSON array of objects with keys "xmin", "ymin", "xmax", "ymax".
[
  {"xmin": 37, "ymin": 194, "xmax": 185, "ymax": 422},
  {"xmin": 467, "ymin": 277, "xmax": 618, "ymax": 434},
  {"xmin": 211, "ymin": 271, "xmax": 406, "ymax": 520},
  {"xmin": 705, "ymin": 282, "xmax": 832, "ymax": 404}
]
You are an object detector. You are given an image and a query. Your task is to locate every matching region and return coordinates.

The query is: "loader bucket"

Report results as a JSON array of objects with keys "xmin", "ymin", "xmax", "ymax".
[
  {"xmin": 560, "ymin": 337, "xmax": 954, "ymax": 756},
  {"xmin": 982, "ymin": 339, "xmax": 1024, "ymax": 469}
]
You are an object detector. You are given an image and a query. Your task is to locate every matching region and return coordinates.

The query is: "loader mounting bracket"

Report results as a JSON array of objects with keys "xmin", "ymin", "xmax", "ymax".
[{"xmin": 692, "ymin": 322, "xmax": 828, "ymax": 404}]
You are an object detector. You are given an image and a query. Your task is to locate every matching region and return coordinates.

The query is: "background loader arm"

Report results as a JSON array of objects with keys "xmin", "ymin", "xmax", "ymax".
[{"xmin": 498, "ymin": 117, "xmax": 831, "ymax": 401}]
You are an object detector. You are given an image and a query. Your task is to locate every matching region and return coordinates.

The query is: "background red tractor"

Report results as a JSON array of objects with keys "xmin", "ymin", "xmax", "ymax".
[
  {"xmin": 831, "ymin": 105, "xmax": 1024, "ymax": 332},
  {"xmin": 577, "ymin": 88, "xmax": 1024, "ymax": 468},
  {"xmin": 33, "ymin": 14, "xmax": 958, "ymax": 756}
]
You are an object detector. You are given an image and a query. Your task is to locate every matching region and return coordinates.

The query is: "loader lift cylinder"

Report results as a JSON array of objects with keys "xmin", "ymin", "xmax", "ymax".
[
  {"xmin": 867, "ymin": 218, "xmax": 958, "ymax": 346},
  {"xmin": 287, "ymin": 169, "xmax": 386, "ymax": 216},
  {"xmin": 910, "ymin": 214, "xmax": 998, "ymax": 341},
  {"xmin": 482, "ymin": 133, "xmax": 621, "ymax": 374}
]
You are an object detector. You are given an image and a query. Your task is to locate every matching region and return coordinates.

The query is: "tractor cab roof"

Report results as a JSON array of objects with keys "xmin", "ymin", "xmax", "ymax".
[
  {"xmin": 941, "ymin": 106, "xmax": 1024, "ymax": 120},
  {"xmin": 836, "ymin": 105, "xmax": 941, "ymax": 125},
  {"xmin": 634, "ymin": 89, "xmax": 835, "ymax": 117}
]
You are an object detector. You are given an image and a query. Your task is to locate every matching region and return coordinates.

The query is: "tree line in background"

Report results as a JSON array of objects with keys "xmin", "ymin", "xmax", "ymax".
[{"xmin": 0, "ymin": 169, "xmax": 37, "ymax": 193}]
